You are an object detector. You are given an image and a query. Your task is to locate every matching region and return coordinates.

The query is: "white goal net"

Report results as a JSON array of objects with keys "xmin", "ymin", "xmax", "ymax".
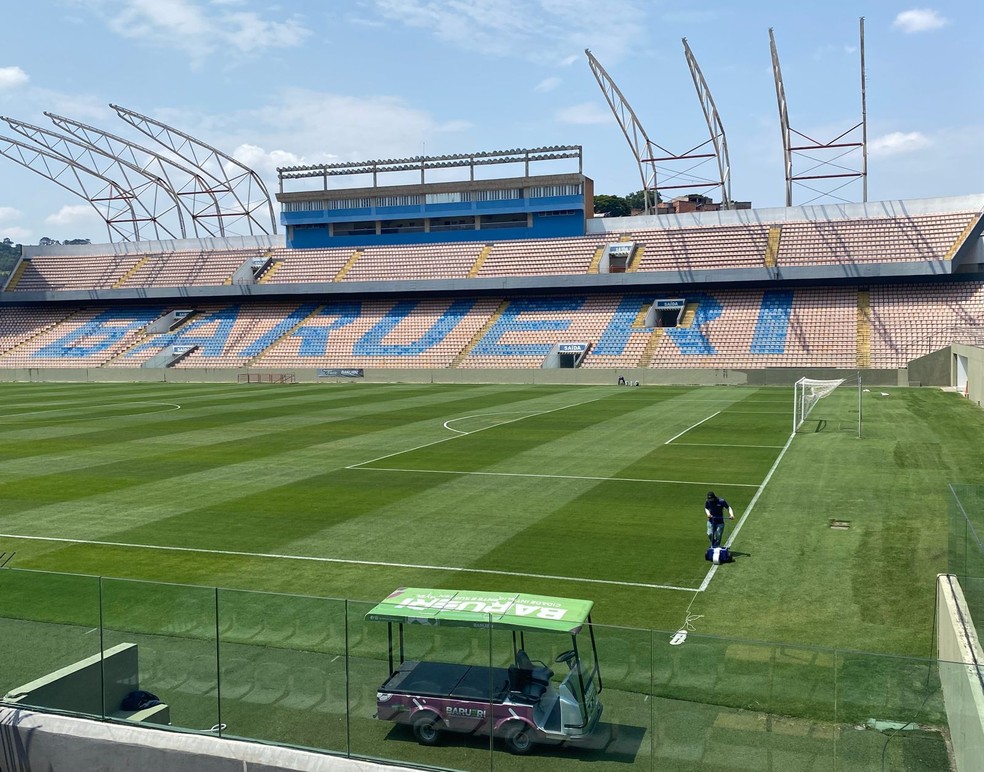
[{"xmin": 793, "ymin": 375, "xmax": 862, "ymax": 437}]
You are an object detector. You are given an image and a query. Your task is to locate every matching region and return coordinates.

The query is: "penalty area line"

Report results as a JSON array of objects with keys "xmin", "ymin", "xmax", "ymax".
[
  {"xmin": 0, "ymin": 533, "xmax": 698, "ymax": 593},
  {"xmin": 665, "ymin": 412, "xmax": 720, "ymax": 444}
]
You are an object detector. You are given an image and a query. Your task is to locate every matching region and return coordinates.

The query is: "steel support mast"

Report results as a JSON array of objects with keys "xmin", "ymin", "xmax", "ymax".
[{"xmin": 770, "ymin": 18, "xmax": 868, "ymax": 206}]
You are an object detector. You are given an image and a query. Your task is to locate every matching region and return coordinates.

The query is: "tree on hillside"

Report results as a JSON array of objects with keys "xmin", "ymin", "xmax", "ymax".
[
  {"xmin": 0, "ymin": 238, "xmax": 21, "ymax": 277},
  {"xmin": 593, "ymin": 194, "xmax": 631, "ymax": 217}
]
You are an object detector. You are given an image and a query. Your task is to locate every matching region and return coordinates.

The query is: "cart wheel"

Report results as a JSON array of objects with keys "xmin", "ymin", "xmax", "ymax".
[
  {"xmin": 412, "ymin": 712, "xmax": 443, "ymax": 746},
  {"xmin": 503, "ymin": 722, "xmax": 535, "ymax": 755}
]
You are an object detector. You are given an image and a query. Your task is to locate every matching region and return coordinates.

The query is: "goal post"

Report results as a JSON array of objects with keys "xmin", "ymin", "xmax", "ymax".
[{"xmin": 793, "ymin": 373, "xmax": 862, "ymax": 438}]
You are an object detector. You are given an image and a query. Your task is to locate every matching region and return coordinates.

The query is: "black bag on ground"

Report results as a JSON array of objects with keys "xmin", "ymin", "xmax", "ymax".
[{"xmin": 121, "ymin": 690, "xmax": 162, "ymax": 711}]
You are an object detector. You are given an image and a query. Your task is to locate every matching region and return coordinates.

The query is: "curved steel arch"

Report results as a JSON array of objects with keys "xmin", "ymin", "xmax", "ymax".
[
  {"xmin": 1, "ymin": 115, "xmax": 184, "ymax": 240},
  {"xmin": 46, "ymin": 111, "xmax": 225, "ymax": 238},
  {"xmin": 586, "ymin": 47, "xmax": 732, "ymax": 211},
  {"xmin": 682, "ymin": 38, "xmax": 732, "ymax": 209},
  {"xmin": 111, "ymin": 103, "xmax": 277, "ymax": 236},
  {"xmin": 770, "ymin": 21, "xmax": 867, "ymax": 207},
  {"xmin": 585, "ymin": 49, "xmax": 661, "ymax": 213},
  {"xmin": 0, "ymin": 133, "xmax": 142, "ymax": 241}
]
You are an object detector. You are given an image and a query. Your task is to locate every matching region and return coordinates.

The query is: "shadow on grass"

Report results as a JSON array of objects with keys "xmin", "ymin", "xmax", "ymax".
[{"xmin": 382, "ymin": 720, "xmax": 647, "ymax": 764}]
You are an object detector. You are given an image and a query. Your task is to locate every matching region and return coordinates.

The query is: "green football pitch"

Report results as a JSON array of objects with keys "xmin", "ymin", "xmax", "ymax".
[{"xmin": 0, "ymin": 380, "xmax": 981, "ymax": 656}]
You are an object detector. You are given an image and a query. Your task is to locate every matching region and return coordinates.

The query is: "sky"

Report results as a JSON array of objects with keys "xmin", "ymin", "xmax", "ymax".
[{"xmin": 0, "ymin": 0, "xmax": 981, "ymax": 245}]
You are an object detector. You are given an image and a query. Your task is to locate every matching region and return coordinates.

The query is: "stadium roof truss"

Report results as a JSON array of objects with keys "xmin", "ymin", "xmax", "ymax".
[
  {"xmin": 110, "ymin": 103, "xmax": 278, "ymax": 237},
  {"xmin": 770, "ymin": 18, "xmax": 868, "ymax": 206},
  {"xmin": 585, "ymin": 44, "xmax": 732, "ymax": 213},
  {"xmin": 0, "ymin": 132, "xmax": 143, "ymax": 242},
  {"xmin": 277, "ymin": 145, "xmax": 583, "ymax": 188},
  {"xmin": 0, "ymin": 104, "xmax": 278, "ymax": 242},
  {"xmin": 46, "ymin": 112, "xmax": 227, "ymax": 238},
  {"xmin": 1, "ymin": 115, "xmax": 186, "ymax": 241}
]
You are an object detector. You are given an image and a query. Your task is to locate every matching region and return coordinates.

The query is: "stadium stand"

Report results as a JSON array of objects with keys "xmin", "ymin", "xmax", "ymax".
[
  {"xmin": 774, "ymin": 212, "xmax": 979, "ymax": 266},
  {"xmin": 1, "ymin": 282, "xmax": 982, "ymax": 371},
  {"xmin": 474, "ymin": 235, "xmax": 607, "ymax": 277},
  {"xmin": 6, "ymin": 208, "xmax": 979, "ymax": 292},
  {"xmin": 340, "ymin": 243, "xmax": 484, "ymax": 282},
  {"xmin": 0, "ymin": 197, "xmax": 981, "ymax": 375}
]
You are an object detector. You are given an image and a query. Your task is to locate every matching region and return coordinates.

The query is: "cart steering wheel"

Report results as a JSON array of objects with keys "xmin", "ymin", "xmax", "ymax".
[{"xmin": 555, "ymin": 650, "xmax": 577, "ymax": 667}]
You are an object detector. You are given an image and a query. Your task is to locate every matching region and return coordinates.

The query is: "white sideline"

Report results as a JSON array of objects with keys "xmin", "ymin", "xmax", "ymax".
[
  {"xmin": 697, "ymin": 430, "xmax": 797, "ymax": 592},
  {"xmin": 0, "ymin": 533, "xmax": 698, "ymax": 592}
]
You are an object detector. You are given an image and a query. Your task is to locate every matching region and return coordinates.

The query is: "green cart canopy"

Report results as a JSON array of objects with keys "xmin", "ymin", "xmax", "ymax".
[{"xmin": 365, "ymin": 587, "xmax": 594, "ymax": 635}]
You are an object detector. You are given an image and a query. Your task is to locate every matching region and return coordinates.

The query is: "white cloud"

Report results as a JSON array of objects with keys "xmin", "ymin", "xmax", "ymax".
[
  {"xmin": 435, "ymin": 119, "xmax": 473, "ymax": 133},
  {"xmin": 868, "ymin": 131, "xmax": 932, "ymax": 157},
  {"xmin": 0, "ymin": 66, "xmax": 29, "ymax": 90},
  {"xmin": 535, "ymin": 77, "xmax": 562, "ymax": 93},
  {"xmin": 556, "ymin": 101, "xmax": 612, "ymax": 125},
  {"xmin": 232, "ymin": 144, "xmax": 314, "ymax": 177},
  {"xmin": 0, "ymin": 206, "xmax": 22, "ymax": 224},
  {"xmin": 74, "ymin": 0, "xmax": 309, "ymax": 59},
  {"xmin": 44, "ymin": 204, "xmax": 100, "ymax": 227},
  {"xmin": 240, "ymin": 89, "xmax": 456, "ymax": 159},
  {"xmin": 892, "ymin": 9, "xmax": 948, "ymax": 33},
  {"xmin": 371, "ymin": 0, "xmax": 648, "ymax": 65},
  {"xmin": 0, "ymin": 226, "xmax": 32, "ymax": 242}
]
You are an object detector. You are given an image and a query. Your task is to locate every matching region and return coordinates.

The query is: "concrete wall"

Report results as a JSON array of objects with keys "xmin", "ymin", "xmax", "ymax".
[
  {"xmin": 0, "ymin": 367, "xmax": 909, "ymax": 387},
  {"xmin": 936, "ymin": 574, "xmax": 984, "ymax": 772},
  {"xmin": 0, "ymin": 707, "xmax": 399, "ymax": 772},
  {"xmin": 952, "ymin": 344, "xmax": 984, "ymax": 406},
  {"xmin": 907, "ymin": 348, "xmax": 953, "ymax": 387},
  {"xmin": 3, "ymin": 642, "xmax": 169, "ymax": 726}
]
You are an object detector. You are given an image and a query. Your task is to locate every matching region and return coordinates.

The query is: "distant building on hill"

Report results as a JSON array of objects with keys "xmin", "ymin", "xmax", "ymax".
[{"xmin": 655, "ymin": 193, "xmax": 752, "ymax": 216}]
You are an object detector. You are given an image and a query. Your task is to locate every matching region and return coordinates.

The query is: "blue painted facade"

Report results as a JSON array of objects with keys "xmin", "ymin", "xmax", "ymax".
[{"xmin": 283, "ymin": 194, "xmax": 586, "ymax": 248}]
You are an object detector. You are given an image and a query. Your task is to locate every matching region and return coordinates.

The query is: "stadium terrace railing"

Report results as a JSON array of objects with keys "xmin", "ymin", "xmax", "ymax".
[{"xmin": 0, "ymin": 568, "xmax": 969, "ymax": 771}]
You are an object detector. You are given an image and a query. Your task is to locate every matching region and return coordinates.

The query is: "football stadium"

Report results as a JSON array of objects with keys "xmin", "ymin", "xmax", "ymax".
[{"xmin": 1, "ymin": 25, "xmax": 984, "ymax": 772}]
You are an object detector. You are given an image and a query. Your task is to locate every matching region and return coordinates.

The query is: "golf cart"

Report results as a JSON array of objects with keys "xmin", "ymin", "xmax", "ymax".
[{"xmin": 367, "ymin": 587, "xmax": 604, "ymax": 755}]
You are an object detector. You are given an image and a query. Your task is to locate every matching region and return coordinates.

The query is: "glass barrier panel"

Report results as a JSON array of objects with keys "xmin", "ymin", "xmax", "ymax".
[
  {"xmin": 0, "ymin": 569, "xmax": 102, "ymax": 717},
  {"xmin": 99, "ymin": 577, "xmax": 218, "ymax": 733},
  {"xmin": 949, "ymin": 484, "xmax": 984, "ymax": 580},
  {"xmin": 482, "ymin": 622, "xmax": 651, "ymax": 772},
  {"xmin": 346, "ymin": 598, "xmax": 495, "ymax": 770},
  {"xmin": 215, "ymin": 588, "xmax": 347, "ymax": 753},
  {"xmin": 834, "ymin": 650, "xmax": 948, "ymax": 771},
  {"xmin": 957, "ymin": 576, "xmax": 984, "ymax": 644},
  {"xmin": 653, "ymin": 632, "xmax": 837, "ymax": 771}
]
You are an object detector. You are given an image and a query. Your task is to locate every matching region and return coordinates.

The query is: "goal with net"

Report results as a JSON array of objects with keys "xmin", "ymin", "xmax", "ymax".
[{"xmin": 793, "ymin": 374, "xmax": 862, "ymax": 437}]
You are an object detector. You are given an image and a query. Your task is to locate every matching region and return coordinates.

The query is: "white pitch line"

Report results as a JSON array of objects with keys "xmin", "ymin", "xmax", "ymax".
[
  {"xmin": 442, "ymin": 411, "xmax": 538, "ymax": 435},
  {"xmin": 350, "ymin": 393, "xmax": 611, "ymax": 469},
  {"xmin": 348, "ymin": 466, "xmax": 762, "ymax": 488},
  {"xmin": 665, "ymin": 412, "xmax": 720, "ymax": 444},
  {"xmin": 697, "ymin": 430, "xmax": 797, "ymax": 592},
  {"xmin": 670, "ymin": 443, "xmax": 785, "ymax": 449},
  {"xmin": 0, "ymin": 533, "xmax": 697, "ymax": 592},
  {"xmin": 0, "ymin": 402, "xmax": 182, "ymax": 422}
]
